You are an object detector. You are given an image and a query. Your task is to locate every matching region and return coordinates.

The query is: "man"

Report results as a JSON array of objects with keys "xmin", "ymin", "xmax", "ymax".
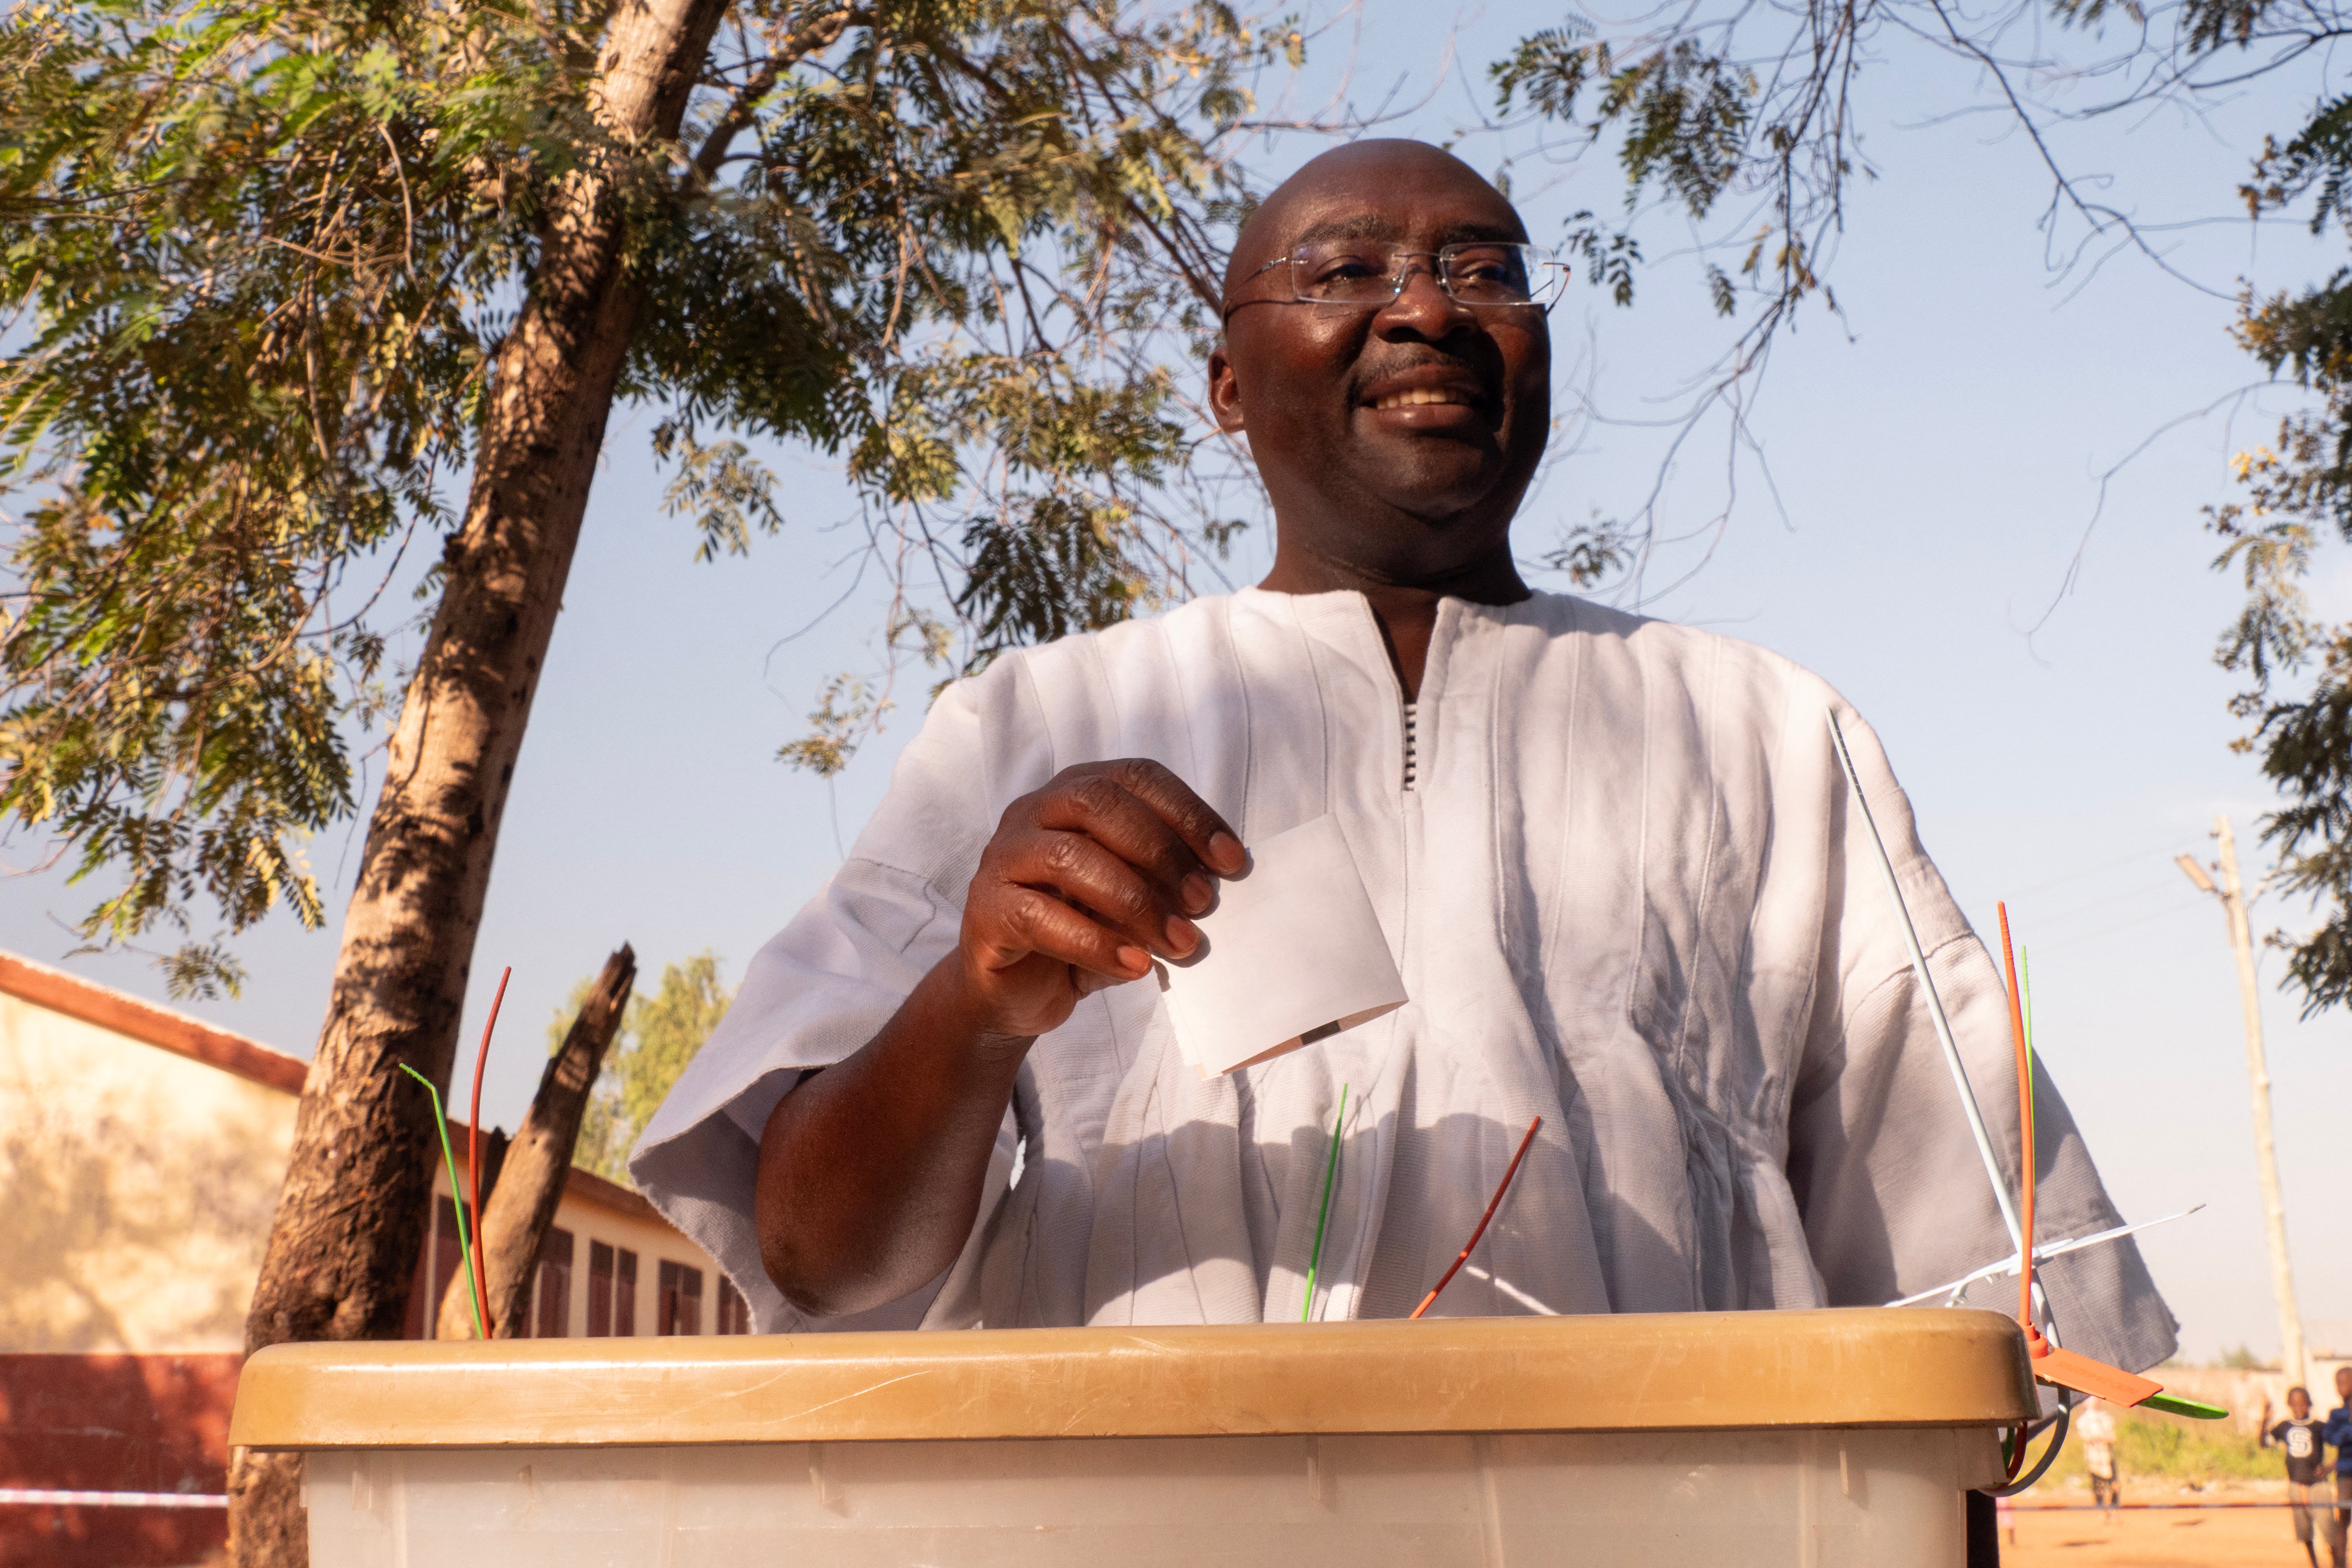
[
  {"xmin": 2076, "ymin": 1399, "xmax": 2121, "ymax": 1517},
  {"xmin": 633, "ymin": 141, "xmax": 2175, "ymax": 1366},
  {"xmin": 2264, "ymin": 1386, "xmax": 2329, "ymax": 1567},
  {"xmin": 2323, "ymin": 1367, "xmax": 2352, "ymax": 1566}
]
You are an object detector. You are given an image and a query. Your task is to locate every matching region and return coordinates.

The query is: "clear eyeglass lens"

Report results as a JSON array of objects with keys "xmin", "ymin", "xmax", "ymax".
[{"xmin": 1287, "ymin": 242, "xmax": 1557, "ymax": 306}]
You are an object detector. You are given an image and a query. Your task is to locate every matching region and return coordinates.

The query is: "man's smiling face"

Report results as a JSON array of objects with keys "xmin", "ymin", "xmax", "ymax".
[{"xmin": 1209, "ymin": 141, "xmax": 1552, "ymax": 581}]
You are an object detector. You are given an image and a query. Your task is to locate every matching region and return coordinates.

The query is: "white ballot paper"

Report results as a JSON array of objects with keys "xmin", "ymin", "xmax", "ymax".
[{"xmin": 1156, "ymin": 813, "xmax": 1408, "ymax": 1077}]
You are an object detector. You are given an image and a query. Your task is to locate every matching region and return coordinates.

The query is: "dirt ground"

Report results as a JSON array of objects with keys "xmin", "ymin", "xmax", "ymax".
[{"xmin": 2004, "ymin": 1487, "xmax": 2332, "ymax": 1567}]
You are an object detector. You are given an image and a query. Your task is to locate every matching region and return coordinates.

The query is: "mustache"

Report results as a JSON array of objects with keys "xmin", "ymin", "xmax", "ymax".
[{"xmin": 1350, "ymin": 348, "xmax": 1503, "ymax": 395}]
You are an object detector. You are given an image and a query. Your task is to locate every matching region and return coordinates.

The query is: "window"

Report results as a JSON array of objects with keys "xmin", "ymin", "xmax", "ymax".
[
  {"xmin": 588, "ymin": 1240, "xmax": 614, "ymax": 1337},
  {"xmin": 535, "ymin": 1228, "xmax": 574, "ymax": 1338},
  {"xmin": 615, "ymin": 1247, "xmax": 638, "ymax": 1336},
  {"xmin": 657, "ymin": 1261, "xmax": 704, "ymax": 1336},
  {"xmin": 403, "ymin": 1197, "xmax": 471, "ymax": 1339},
  {"xmin": 587, "ymin": 1242, "xmax": 641, "ymax": 1335},
  {"xmin": 715, "ymin": 1275, "xmax": 750, "ymax": 1335}
]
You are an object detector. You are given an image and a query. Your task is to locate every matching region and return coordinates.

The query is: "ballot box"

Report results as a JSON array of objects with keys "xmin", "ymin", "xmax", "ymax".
[{"xmin": 229, "ymin": 1307, "xmax": 2036, "ymax": 1566}]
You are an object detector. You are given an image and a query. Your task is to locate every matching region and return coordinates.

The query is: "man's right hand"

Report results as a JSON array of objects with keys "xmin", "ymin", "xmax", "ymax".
[
  {"xmin": 955, "ymin": 759, "xmax": 1246, "ymax": 1040},
  {"xmin": 756, "ymin": 758, "xmax": 1243, "ymax": 1315}
]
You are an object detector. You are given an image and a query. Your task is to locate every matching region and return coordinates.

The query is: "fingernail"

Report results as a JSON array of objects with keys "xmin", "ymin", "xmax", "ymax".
[
  {"xmin": 1209, "ymin": 832, "xmax": 1244, "ymax": 871},
  {"xmin": 1166, "ymin": 915, "xmax": 1199, "ymax": 953},
  {"xmin": 1182, "ymin": 873, "xmax": 1213, "ymax": 913},
  {"xmin": 1116, "ymin": 946, "xmax": 1150, "ymax": 974}
]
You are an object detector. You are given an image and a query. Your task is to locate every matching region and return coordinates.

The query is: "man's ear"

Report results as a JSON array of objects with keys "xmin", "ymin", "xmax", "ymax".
[{"xmin": 1207, "ymin": 343, "xmax": 1246, "ymax": 434}]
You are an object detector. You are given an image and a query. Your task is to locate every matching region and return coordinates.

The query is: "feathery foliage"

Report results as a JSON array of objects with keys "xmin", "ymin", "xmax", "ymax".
[
  {"xmin": 556, "ymin": 951, "xmax": 732, "ymax": 1184},
  {"xmin": 1493, "ymin": 0, "xmax": 2349, "ymax": 336},
  {"xmin": 0, "ymin": 0, "xmax": 1298, "ymax": 991},
  {"xmin": 2207, "ymin": 88, "xmax": 2352, "ymax": 1010},
  {"xmin": 1494, "ymin": 0, "xmax": 2352, "ymax": 1010}
]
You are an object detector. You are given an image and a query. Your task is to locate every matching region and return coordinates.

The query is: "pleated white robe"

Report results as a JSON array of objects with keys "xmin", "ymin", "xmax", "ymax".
[{"xmin": 632, "ymin": 587, "xmax": 2177, "ymax": 1372}]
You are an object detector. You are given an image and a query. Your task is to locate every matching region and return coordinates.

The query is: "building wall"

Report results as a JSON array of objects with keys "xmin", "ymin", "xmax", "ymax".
[
  {"xmin": 0, "ymin": 950, "xmax": 740, "ymax": 1353},
  {"xmin": 0, "ymin": 989, "xmax": 296, "ymax": 1353},
  {"xmin": 0, "ymin": 952, "xmax": 745, "ymax": 1567},
  {"xmin": 416, "ymin": 1157, "xmax": 745, "ymax": 1338},
  {"xmin": 0, "ymin": 1353, "xmax": 240, "ymax": 1568}
]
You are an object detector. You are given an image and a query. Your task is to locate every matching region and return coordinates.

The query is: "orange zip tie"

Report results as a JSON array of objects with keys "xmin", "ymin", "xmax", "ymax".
[
  {"xmin": 1410, "ymin": 1116, "xmax": 1542, "ymax": 1321},
  {"xmin": 1996, "ymin": 904, "xmax": 2036, "ymax": 1478},
  {"xmin": 1996, "ymin": 905, "xmax": 2035, "ymax": 1328},
  {"xmin": 1992, "ymin": 908, "xmax": 2167, "ymax": 1437}
]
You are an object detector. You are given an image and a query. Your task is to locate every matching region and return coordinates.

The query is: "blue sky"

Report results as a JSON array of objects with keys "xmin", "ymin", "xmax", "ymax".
[{"xmin": 7, "ymin": 2, "xmax": 2347, "ymax": 1361}]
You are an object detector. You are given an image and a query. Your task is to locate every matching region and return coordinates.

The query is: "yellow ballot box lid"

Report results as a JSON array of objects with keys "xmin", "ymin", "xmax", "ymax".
[{"xmin": 229, "ymin": 1307, "xmax": 2038, "ymax": 1451}]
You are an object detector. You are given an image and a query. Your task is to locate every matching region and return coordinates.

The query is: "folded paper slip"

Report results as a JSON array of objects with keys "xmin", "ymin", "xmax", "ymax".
[{"xmin": 1156, "ymin": 814, "xmax": 1408, "ymax": 1076}]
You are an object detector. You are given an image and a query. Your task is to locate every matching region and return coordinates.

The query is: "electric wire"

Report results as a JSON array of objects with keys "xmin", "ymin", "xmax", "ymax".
[{"xmin": 1986, "ymin": 1402, "xmax": 2074, "ymax": 1497}]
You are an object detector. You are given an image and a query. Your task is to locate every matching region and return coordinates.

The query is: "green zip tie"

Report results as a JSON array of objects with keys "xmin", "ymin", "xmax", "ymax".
[
  {"xmin": 400, "ymin": 1063, "xmax": 488, "ymax": 1340},
  {"xmin": 2142, "ymin": 1391, "xmax": 2229, "ymax": 1421},
  {"xmin": 1302, "ymin": 1084, "xmax": 1348, "ymax": 1323}
]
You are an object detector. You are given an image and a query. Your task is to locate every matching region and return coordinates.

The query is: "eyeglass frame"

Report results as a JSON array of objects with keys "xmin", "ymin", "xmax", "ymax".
[{"xmin": 1221, "ymin": 241, "xmax": 1569, "ymax": 324}]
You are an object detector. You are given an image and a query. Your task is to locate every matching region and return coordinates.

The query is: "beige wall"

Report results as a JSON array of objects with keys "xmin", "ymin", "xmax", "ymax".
[
  {"xmin": 4, "ymin": 960, "xmax": 735, "ymax": 1354},
  {"xmin": 2311, "ymin": 1358, "xmax": 2352, "ymax": 1411},
  {"xmin": 0, "ymin": 990, "xmax": 296, "ymax": 1353}
]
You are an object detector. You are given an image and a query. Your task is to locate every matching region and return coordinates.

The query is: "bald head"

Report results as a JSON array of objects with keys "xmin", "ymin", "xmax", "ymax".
[
  {"xmin": 1207, "ymin": 138, "xmax": 1551, "ymax": 603},
  {"xmin": 1223, "ymin": 141, "xmax": 1529, "ymax": 306}
]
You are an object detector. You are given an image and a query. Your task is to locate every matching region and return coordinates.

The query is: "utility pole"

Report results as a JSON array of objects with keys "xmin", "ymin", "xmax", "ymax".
[{"xmin": 2177, "ymin": 816, "xmax": 2306, "ymax": 1390}]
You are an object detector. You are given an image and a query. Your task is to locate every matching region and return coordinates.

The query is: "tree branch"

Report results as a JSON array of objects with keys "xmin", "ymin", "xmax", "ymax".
[{"xmin": 687, "ymin": 7, "xmax": 859, "ymax": 187}]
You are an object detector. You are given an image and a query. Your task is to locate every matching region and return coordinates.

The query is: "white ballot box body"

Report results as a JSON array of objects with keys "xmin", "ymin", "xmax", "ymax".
[{"xmin": 231, "ymin": 1310, "xmax": 2036, "ymax": 1568}]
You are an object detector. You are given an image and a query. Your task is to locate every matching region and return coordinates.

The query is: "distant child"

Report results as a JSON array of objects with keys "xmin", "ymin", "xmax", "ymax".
[
  {"xmin": 2321, "ymin": 1367, "xmax": 2352, "ymax": 1568},
  {"xmin": 2264, "ymin": 1386, "xmax": 2329, "ymax": 1568},
  {"xmin": 2077, "ymin": 1400, "xmax": 2121, "ymax": 1514}
]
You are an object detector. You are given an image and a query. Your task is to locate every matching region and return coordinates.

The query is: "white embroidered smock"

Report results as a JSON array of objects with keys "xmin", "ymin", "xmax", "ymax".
[{"xmin": 632, "ymin": 588, "xmax": 2177, "ymax": 1371}]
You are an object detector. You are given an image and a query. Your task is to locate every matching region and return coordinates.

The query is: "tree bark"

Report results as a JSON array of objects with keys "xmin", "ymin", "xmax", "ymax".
[
  {"xmin": 229, "ymin": 0, "xmax": 730, "ymax": 1557},
  {"xmin": 435, "ymin": 945, "xmax": 636, "ymax": 1338}
]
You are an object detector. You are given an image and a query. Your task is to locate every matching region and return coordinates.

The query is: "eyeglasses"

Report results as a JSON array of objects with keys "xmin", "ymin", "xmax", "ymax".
[{"xmin": 1230, "ymin": 241, "xmax": 1567, "ymax": 317}]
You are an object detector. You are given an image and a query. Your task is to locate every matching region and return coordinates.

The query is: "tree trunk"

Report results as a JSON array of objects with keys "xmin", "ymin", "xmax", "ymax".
[
  {"xmin": 436, "ymin": 945, "xmax": 636, "ymax": 1338},
  {"xmin": 229, "ymin": 0, "xmax": 730, "ymax": 1557}
]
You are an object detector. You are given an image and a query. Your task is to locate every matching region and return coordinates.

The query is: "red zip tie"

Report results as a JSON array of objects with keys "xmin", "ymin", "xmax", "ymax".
[
  {"xmin": 1410, "ymin": 1115, "xmax": 1542, "ymax": 1321},
  {"xmin": 467, "ymin": 966, "xmax": 510, "ymax": 1338}
]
